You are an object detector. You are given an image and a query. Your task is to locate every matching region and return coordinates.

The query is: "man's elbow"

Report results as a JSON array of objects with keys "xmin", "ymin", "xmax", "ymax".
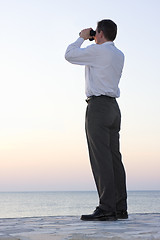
[
  {"xmin": 65, "ymin": 51, "xmax": 70, "ymax": 61},
  {"xmin": 65, "ymin": 52, "xmax": 73, "ymax": 63}
]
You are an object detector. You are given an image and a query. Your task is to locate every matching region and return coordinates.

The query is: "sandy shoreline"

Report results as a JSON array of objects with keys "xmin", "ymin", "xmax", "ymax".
[{"xmin": 0, "ymin": 214, "xmax": 160, "ymax": 240}]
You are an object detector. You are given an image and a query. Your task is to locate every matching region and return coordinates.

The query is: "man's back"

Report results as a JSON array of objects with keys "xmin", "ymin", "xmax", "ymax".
[{"xmin": 65, "ymin": 38, "xmax": 124, "ymax": 97}]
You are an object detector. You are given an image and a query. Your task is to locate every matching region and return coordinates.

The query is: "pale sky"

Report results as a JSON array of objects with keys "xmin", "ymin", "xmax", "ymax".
[{"xmin": 0, "ymin": 0, "xmax": 160, "ymax": 191}]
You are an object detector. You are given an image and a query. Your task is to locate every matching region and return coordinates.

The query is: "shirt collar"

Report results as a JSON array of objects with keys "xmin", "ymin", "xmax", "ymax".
[{"xmin": 103, "ymin": 41, "xmax": 114, "ymax": 46}]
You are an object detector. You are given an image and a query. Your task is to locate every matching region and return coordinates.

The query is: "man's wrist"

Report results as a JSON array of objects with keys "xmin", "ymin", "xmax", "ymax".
[{"xmin": 79, "ymin": 33, "xmax": 87, "ymax": 40}]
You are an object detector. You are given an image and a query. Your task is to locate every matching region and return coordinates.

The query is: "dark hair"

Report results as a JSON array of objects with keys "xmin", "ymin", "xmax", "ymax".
[{"xmin": 97, "ymin": 19, "xmax": 117, "ymax": 41}]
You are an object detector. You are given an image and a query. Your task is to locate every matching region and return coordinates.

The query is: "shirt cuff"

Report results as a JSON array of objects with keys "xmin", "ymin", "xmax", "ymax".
[{"xmin": 76, "ymin": 37, "xmax": 85, "ymax": 45}]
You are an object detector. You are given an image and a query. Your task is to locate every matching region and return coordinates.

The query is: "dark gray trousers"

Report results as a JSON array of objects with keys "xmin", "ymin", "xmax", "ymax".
[{"xmin": 85, "ymin": 95, "xmax": 127, "ymax": 213}]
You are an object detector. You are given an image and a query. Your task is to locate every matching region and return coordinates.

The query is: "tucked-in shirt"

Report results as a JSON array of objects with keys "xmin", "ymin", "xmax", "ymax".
[{"xmin": 65, "ymin": 37, "xmax": 124, "ymax": 98}]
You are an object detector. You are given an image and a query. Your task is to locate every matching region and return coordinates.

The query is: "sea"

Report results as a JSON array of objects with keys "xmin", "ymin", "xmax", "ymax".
[{"xmin": 0, "ymin": 191, "xmax": 160, "ymax": 219}]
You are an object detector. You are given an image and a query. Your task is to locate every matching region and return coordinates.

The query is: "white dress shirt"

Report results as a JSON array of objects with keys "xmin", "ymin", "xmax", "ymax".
[{"xmin": 65, "ymin": 37, "xmax": 124, "ymax": 98}]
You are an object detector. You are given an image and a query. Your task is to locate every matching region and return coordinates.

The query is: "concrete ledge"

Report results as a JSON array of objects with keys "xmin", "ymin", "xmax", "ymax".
[{"xmin": 0, "ymin": 214, "xmax": 160, "ymax": 240}]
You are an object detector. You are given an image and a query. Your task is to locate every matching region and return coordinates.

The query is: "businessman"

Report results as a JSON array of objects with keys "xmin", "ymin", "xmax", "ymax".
[{"xmin": 65, "ymin": 19, "xmax": 128, "ymax": 221}]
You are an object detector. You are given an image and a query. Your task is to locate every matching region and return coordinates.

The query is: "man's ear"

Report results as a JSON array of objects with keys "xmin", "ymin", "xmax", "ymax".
[{"xmin": 100, "ymin": 30, "xmax": 104, "ymax": 38}]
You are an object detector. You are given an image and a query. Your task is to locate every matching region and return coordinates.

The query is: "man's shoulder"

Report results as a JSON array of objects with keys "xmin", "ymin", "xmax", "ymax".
[
  {"xmin": 85, "ymin": 43, "xmax": 103, "ymax": 55},
  {"xmin": 108, "ymin": 43, "xmax": 124, "ymax": 57}
]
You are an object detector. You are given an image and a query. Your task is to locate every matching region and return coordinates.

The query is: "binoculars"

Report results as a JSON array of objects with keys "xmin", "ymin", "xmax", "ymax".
[
  {"xmin": 79, "ymin": 29, "xmax": 96, "ymax": 41},
  {"xmin": 89, "ymin": 29, "xmax": 96, "ymax": 41}
]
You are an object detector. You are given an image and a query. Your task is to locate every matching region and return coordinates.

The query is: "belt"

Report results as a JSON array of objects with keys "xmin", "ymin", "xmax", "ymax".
[{"xmin": 86, "ymin": 95, "xmax": 115, "ymax": 103}]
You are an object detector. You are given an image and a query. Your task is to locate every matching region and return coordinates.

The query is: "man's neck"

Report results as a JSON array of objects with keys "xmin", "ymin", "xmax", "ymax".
[{"xmin": 97, "ymin": 37, "xmax": 111, "ymax": 44}]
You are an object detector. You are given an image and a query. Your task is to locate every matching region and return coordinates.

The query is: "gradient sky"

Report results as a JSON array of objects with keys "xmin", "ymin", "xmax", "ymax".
[{"xmin": 0, "ymin": 0, "xmax": 160, "ymax": 191}]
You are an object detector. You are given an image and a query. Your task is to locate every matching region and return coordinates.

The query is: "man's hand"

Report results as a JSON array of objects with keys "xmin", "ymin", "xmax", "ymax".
[{"xmin": 79, "ymin": 28, "xmax": 92, "ymax": 40}]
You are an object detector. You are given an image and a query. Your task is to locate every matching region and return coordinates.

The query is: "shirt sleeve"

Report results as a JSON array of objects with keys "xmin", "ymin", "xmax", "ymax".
[{"xmin": 65, "ymin": 37, "xmax": 96, "ymax": 66}]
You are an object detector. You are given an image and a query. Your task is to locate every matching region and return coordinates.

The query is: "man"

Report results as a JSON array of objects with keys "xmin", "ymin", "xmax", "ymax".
[{"xmin": 65, "ymin": 19, "xmax": 128, "ymax": 221}]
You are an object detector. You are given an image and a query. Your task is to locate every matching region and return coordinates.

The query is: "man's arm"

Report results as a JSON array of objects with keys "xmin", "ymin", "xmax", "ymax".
[{"xmin": 65, "ymin": 28, "xmax": 96, "ymax": 65}]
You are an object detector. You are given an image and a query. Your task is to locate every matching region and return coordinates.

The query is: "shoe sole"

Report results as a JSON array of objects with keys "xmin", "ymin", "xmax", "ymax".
[
  {"xmin": 81, "ymin": 216, "xmax": 117, "ymax": 221},
  {"xmin": 117, "ymin": 217, "xmax": 128, "ymax": 220}
]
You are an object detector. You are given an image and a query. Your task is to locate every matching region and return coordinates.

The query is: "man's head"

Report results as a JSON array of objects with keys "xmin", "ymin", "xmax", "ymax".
[{"xmin": 95, "ymin": 19, "xmax": 117, "ymax": 44}]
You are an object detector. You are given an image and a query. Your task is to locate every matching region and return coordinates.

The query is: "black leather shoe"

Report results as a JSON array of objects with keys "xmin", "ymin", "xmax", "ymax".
[
  {"xmin": 116, "ymin": 210, "xmax": 128, "ymax": 219},
  {"xmin": 81, "ymin": 207, "xmax": 117, "ymax": 221}
]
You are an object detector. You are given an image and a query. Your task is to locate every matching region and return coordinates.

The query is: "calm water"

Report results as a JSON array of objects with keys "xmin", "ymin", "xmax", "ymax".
[{"xmin": 0, "ymin": 191, "xmax": 160, "ymax": 218}]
